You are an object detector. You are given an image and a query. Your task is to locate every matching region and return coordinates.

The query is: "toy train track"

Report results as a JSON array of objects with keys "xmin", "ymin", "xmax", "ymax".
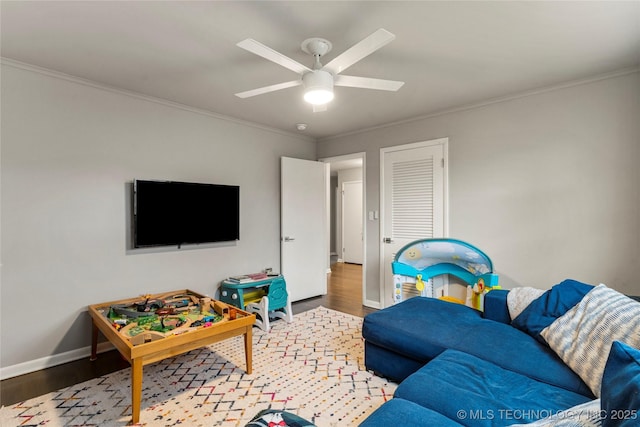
[{"xmin": 104, "ymin": 293, "xmax": 234, "ymax": 345}]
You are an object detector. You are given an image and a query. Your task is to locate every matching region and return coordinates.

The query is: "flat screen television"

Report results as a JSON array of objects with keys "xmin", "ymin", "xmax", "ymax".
[{"xmin": 133, "ymin": 179, "xmax": 239, "ymax": 248}]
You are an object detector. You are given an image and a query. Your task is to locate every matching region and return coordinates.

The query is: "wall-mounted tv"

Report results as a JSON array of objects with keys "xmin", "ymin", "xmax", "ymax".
[{"xmin": 133, "ymin": 179, "xmax": 239, "ymax": 248}]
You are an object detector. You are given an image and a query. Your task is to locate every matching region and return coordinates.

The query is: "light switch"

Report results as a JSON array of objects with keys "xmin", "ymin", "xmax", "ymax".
[{"xmin": 368, "ymin": 211, "xmax": 375, "ymax": 221}]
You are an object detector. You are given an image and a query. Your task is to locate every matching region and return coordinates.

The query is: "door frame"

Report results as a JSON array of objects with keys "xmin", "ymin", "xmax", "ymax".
[
  {"xmin": 379, "ymin": 138, "xmax": 450, "ymax": 307},
  {"xmin": 319, "ymin": 152, "xmax": 366, "ymax": 304}
]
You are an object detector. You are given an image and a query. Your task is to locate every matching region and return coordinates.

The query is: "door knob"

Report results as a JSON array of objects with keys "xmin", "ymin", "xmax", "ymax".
[{"xmin": 283, "ymin": 236, "xmax": 296, "ymax": 242}]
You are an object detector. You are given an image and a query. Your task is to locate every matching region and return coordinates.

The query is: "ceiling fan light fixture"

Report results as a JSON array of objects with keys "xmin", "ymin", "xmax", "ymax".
[
  {"xmin": 303, "ymin": 70, "xmax": 334, "ymax": 105},
  {"xmin": 304, "ymin": 88, "xmax": 334, "ymax": 105}
]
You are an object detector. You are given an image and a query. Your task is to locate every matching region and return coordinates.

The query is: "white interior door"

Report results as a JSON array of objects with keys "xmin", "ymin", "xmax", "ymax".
[
  {"xmin": 281, "ymin": 157, "xmax": 328, "ymax": 302},
  {"xmin": 342, "ymin": 180, "xmax": 363, "ymax": 264},
  {"xmin": 380, "ymin": 139, "xmax": 448, "ymax": 308}
]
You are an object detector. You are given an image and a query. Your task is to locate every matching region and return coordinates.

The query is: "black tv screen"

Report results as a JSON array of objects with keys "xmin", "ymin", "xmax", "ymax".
[{"xmin": 133, "ymin": 179, "xmax": 239, "ymax": 248}]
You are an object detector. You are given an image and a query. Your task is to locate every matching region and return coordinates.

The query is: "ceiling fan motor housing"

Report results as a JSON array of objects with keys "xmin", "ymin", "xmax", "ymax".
[{"xmin": 303, "ymin": 70, "xmax": 334, "ymax": 105}]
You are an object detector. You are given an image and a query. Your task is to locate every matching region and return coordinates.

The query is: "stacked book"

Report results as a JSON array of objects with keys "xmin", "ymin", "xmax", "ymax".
[
  {"xmin": 226, "ymin": 275, "xmax": 252, "ymax": 283},
  {"xmin": 226, "ymin": 272, "xmax": 269, "ymax": 283}
]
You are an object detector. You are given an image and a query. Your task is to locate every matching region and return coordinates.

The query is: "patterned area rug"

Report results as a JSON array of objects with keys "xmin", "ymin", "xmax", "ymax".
[{"xmin": 0, "ymin": 307, "xmax": 396, "ymax": 426}]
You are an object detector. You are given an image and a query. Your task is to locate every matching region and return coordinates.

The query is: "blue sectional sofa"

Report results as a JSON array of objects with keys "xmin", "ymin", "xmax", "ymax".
[{"xmin": 360, "ymin": 281, "xmax": 640, "ymax": 426}]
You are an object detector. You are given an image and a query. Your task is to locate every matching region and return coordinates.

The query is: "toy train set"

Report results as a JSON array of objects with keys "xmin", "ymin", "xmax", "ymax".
[{"xmin": 101, "ymin": 291, "xmax": 238, "ymax": 345}]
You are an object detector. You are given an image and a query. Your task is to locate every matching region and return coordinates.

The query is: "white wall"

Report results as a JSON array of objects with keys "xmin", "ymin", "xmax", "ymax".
[
  {"xmin": 318, "ymin": 71, "xmax": 640, "ymax": 303},
  {"xmin": 0, "ymin": 63, "xmax": 315, "ymax": 374}
]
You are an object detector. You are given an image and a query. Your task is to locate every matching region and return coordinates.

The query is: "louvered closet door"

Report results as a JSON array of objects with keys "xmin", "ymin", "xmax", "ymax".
[{"xmin": 381, "ymin": 141, "xmax": 446, "ymax": 308}]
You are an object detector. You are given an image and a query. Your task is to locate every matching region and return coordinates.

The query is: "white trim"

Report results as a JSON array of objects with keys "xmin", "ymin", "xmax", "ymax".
[
  {"xmin": 379, "ymin": 138, "xmax": 449, "ymax": 308},
  {"xmin": 364, "ymin": 299, "xmax": 381, "ymax": 310},
  {"xmin": 319, "ymin": 152, "xmax": 366, "ymax": 164},
  {"xmin": 442, "ymin": 140, "xmax": 450, "ymax": 237},
  {"xmin": 319, "ymin": 67, "xmax": 640, "ymax": 143},
  {"xmin": 0, "ymin": 57, "xmax": 315, "ymax": 143},
  {"xmin": 0, "ymin": 342, "xmax": 115, "ymax": 380},
  {"xmin": 379, "ymin": 137, "xmax": 449, "ymax": 155},
  {"xmin": 324, "ymin": 161, "xmax": 331, "ymax": 281}
]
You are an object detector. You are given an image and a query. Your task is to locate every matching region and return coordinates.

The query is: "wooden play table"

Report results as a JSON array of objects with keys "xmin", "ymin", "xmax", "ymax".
[{"xmin": 88, "ymin": 289, "xmax": 255, "ymax": 424}]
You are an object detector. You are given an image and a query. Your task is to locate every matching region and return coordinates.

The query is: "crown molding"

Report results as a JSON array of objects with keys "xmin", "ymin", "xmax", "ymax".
[
  {"xmin": 318, "ymin": 66, "xmax": 640, "ymax": 143},
  {"xmin": 0, "ymin": 57, "xmax": 316, "ymax": 143}
]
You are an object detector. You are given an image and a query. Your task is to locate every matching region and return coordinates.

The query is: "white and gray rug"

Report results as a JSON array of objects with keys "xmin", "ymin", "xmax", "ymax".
[{"xmin": 0, "ymin": 307, "xmax": 396, "ymax": 426}]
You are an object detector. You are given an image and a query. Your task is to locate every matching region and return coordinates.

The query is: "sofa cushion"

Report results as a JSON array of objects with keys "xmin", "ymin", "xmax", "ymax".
[
  {"xmin": 394, "ymin": 349, "xmax": 591, "ymax": 427},
  {"xmin": 363, "ymin": 297, "xmax": 482, "ymax": 360},
  {"xmin": 364, "ymin": 341, "xmax": 425, "ymax": 381},
  {"xmin": 358, "ymin": 398, "xmax": 463, "ymax": 427},
  {"xmin": 511, "ymin": 279, "xmax": 593, "ymax": 344},
  {"xmin": 363, "ymin": 297, "xmax": 592, "ymax": 396},
  {"xmin": 540, "ymin": 285, "xmax": 640, "ymax": 397},
  {"xmin": 601, "ymin": 341, "xmax": 640, "ymax": 427}
]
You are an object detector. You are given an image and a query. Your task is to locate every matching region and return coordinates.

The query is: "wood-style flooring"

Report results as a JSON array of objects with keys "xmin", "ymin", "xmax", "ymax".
[{"xmin": 0, "ymin": 262, "xmax": 371, "ymax": 406}]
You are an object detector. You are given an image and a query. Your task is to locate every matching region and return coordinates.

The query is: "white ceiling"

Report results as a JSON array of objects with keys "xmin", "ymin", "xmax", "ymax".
[{"xmin": 2, "ymin": 1, "xmax": 639, "ymax": 140}]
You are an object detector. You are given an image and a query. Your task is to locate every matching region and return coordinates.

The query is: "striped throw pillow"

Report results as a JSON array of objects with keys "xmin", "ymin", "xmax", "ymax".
[{"xmin": 540, "ymin": 284, "xmax": 640, "ymax": 397}]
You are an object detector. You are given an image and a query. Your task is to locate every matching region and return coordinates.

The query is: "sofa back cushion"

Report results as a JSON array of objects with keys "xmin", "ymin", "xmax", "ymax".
[{"xmin": 511, "ymin": 279, "xmax": 593, "ymax": 344}]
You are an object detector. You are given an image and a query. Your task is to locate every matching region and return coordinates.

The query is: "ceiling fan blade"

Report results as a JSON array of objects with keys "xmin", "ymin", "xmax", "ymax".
[
  {"xmin": 237, "ymin": 39, "xmax": 311, "ymax": 75},
  {"xmin": 235, "ymin": 80, "xmax": 301, "ymax": 98},
  {"xmin": 334, "ymin": 75, "xmax": 404, "ymax": 91},
  {"xmin": 323, "ymin": 29, "xmax": 396, "ymax": 75}
]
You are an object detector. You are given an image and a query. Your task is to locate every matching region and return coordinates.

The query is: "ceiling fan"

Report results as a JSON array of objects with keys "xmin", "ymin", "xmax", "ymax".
[{"xmin": 235, "ymin": 28, "xmax": 404, "ymax": 112}]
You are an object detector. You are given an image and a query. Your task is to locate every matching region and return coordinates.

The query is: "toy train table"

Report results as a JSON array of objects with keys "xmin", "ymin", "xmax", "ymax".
[{"xmin": 88, "ymin": 289, "xmax": 255, "ymax": 424}]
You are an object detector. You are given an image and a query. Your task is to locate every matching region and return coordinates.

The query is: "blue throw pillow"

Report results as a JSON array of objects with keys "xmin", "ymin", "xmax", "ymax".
[
  {"xmin": 601, "ymin": 341, "xmax": 640, "ymax": 427},
  {"xmin": 511, "ymin": 279, "xmax": 593, "ymax": 344}
]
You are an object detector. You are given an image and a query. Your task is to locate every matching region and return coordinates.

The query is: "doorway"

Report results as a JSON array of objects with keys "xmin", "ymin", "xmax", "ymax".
[{"xmin": 320, "ymin": 153, "xmax": 366, "ymax": 308}]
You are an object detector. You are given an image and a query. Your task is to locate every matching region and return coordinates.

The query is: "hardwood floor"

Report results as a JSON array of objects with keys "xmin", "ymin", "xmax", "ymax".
[
  {"xmin": 0, "ymin": 263, "xmax": 372, "ymax": 406},
  {"xmin": 325, "ymin": 261, "xmax": 376, "ymax": 317}
]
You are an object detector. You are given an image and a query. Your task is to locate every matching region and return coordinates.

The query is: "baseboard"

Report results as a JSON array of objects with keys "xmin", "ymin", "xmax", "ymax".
[
  {"xmin": 0, "ymin": 341, "xmax": 115, "ymax": 380},
  {"xmin": 337, "ymin": 258, "xmax": 344, "ymax": 263},
  {"xmin": 364, "ymin": 299, "xmax": 381, "ymax": 309}
]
